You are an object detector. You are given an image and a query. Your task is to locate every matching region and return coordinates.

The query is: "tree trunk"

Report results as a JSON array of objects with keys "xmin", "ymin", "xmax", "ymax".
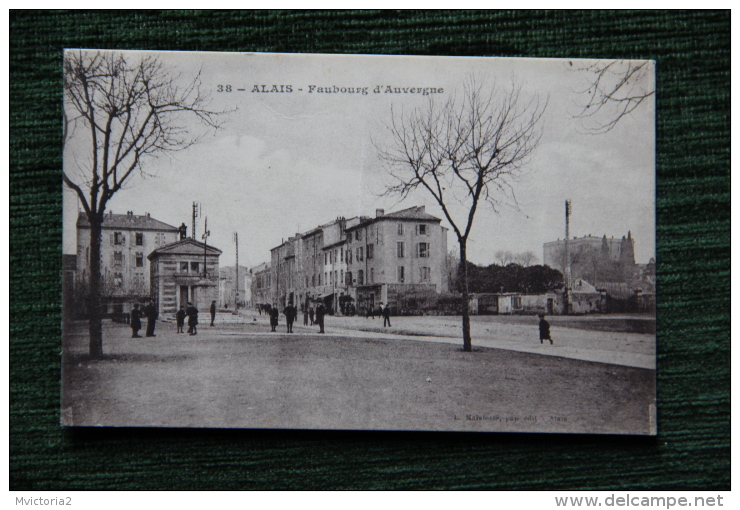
[
  {"xmin": 88, "ymin": 220, "xmax": 104, "ymax": 358},
  {"xmin": 459, "ymin": 241, "xmax": 472, "ymax": 352}
]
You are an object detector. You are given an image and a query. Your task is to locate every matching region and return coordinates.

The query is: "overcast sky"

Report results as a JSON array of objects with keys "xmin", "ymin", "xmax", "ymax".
[{"xmin": 64, "ymin": 50, "xmax": 656, "ymax": 268}]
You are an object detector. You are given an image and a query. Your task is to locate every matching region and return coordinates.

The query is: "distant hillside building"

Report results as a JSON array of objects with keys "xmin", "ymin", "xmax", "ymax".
[
  {"xmin": 75, "ymin": 211, "xmax": 184, "ymax": 316},
  {"xmin": 543, "ymin": 232, "xmax": 637, "ymax": 295}
]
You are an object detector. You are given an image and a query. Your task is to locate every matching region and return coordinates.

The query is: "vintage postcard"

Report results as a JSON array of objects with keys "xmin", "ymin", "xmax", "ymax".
[{"xmin": 62, "ymin": 50, "xmax": 656, "ymax": 434}]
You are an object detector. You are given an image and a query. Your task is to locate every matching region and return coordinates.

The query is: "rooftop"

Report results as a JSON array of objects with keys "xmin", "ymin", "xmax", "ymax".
[
  {"xmin": 147, "ymin": 238, "xmax": 222, "ymax": 259},
  {"xmin": 77, "ymin": 211, "xmax": 179, "ymax": 232}
]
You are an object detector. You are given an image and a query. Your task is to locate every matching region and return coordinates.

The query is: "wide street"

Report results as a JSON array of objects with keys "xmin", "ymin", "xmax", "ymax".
[
  {"xmin": 206, "ymin": 310, "xmax": 655, "ymax": 369},
  {"xmin": 62, "ymin": 312, "xmax": 656, "ymax": 434}
]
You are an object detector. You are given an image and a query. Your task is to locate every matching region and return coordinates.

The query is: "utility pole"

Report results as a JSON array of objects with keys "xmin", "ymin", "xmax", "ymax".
[
  {"xmin": 201, "ymin": 216, "xmax": 210, "ymax": 277},
  {"xmin": 234, "ymin": 232, "xmax": 239, "ymax": 309},
  {"xmin": 192, "ymin": 202, "xmax": 200, "ymax": 240},
  {"xmin": 564, "ymin": 199, "xmax": 571, "ymax": 315}
]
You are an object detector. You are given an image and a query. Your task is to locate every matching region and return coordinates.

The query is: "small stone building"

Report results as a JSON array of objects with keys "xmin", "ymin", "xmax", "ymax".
[{"xmin": 148, "ymin": 238, "xmax": 221, "ymax": 318}]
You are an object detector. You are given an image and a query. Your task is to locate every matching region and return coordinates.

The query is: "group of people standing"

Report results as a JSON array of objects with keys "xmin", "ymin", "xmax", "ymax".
[
  {"xmin": 131, "ymin": 300, "xmax": 200, "ymax": 338},
  {"xmin": 269, "ymin": 302, "xmax": 326, "ymax": 334},
  {"xmin": 365, "ymin": 302, "xmax": 392, "ymax": 327},
  {"xmin": 129, "ymin": 299, "xmax": 396, "ymax": 338},
  {"xmin": 175, "ymin": 302, "xmax": 201, "ymax": 335},
  {"xmin": 130, "ymin": 299, "xmax": 158, "ymax": 338}
]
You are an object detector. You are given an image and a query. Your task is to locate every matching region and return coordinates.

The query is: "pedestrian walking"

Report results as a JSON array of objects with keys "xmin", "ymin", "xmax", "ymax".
[
  {"xmin": 538, "ymin": 314, "xmax": 553, "ymax": 344},
  {"xmin": 381, "ymin": 302, "xmax": 391, "ymax": 327},
  {"xmin": 210, "ymin": 300, "xmax": 217, "ymax": 327},
  {"xmin": 366, "ymin": 305, "xmax": 375, "ymax": 319},
  {"xmin": 284, "ymin": 302, "xmax": 297, "ymax": 333},
  {"xmin": 130, "ymin": 303, "xmax": 142, "ymax": 338},
  {"xmin": 269, "ymin": 304, "xmax": 279, "ymax": 332},
  {"xmin": 309, "ymin": 306, "xmax": 315, "ymax": 326},
  {"xmin": 144, "ymin": 299, "xmax": 158, "ymax": 337},
  {"xmin": 175, "ymin": 305, "xmax": 186, "ymax": 334},
  {"xmin": 315, "ymin": 303, "xmax": 326, "ymax": 333},
  {"xmin": 186, "ymin": 302, "xmax": 199, "ymax": 335},
  {"xmin": 303, "ymin": 306, "xmax": 309, "ymax": 326}
]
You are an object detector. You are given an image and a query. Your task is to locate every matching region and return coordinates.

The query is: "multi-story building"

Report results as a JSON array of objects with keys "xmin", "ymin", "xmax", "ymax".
[
  {"xmin": 270, "ymin": 217, "xmax": 362, "ymax": 313},
  {"xmin": 259, "ymin": 206, "xmax": 449, "ymax": 315},
  {"xmin": 250, "ymin": 262, "xmax": 272, "ymax": 308},
  {"xmin": 344, "ymin": 206, "xmax": 449, "ymax": 314},
  {"xmin": 218, "ymin": 265, "xmax": 252, "ymax": 309},
  {"xmin": 75, "ymin": 211, "xmax": 185, "ymax": 316}
]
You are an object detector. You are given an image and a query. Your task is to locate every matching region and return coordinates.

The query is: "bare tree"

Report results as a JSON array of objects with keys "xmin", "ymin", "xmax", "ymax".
[
  {"xmin": 514, "ymin": 250, "xmax": 538, "ymax": 267},
  {"xmin": 63, "ymin": 50, "xmax": 222, "ymax": 358},
  {"xmin": 569, "ymin": 59, "xmax": 655, "ymax": 134},
  {"xmin": 378, "ymin": 78, "xmax": 546, "ymax": 351},
  {"xmin": 494, "ymin": 250, "xmax": 515, "ymax": 266}
]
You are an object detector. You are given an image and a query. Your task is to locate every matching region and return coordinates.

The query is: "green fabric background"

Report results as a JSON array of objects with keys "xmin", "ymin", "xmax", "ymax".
[{"xmin": 10, "ymin": 10, "xmax": 730, "ymax": 490}]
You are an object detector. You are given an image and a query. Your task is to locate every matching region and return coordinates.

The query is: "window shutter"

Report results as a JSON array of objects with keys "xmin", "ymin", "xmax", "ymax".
[
  {"xmin": 122, "ymin": 254, "xmax": 125, "ymax": 266},
  {"xmin": 110, "ymin": 233, "xmax": 114, "ymax": 245},
  {"xmin": 121, "ymin": 234, "xmax": 126, "ymax": 245},
  {"xmin": 110, "ymin": 253, "xmax": 115, "ymax": 266}
]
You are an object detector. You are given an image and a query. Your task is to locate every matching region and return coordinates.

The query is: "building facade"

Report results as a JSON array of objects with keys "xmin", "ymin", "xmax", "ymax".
[
  {"xmin": 148, "ymin": 238, "xmax": 221, "ymax": 317},
  {"xmin": 256, "ymin": 207, "xmax": 449, "ymax": 315},
  {"xmin": 75, "ymin": 211, "xmax": 184, "ymax": 316},
  {"xmin": 250, "ymin": 262, "xmax": 272, "ymax": 308},
  {"xmin": 218, "ymin": 265, "xmax": 252, "ymax": 309},
  {"xmin": 344, "ymin": 206, "xmax": 449, "ymax": 315}
]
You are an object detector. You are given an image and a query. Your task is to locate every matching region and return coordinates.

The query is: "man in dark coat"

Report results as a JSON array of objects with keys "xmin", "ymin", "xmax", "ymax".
[
  {"xmin": 284, "ymin": 302, "xmax": 297, "ymax": 333},
  {"xmin": 269, "ymin": 304, "xmax": 279, "ymax": 332},
  {"xmin": 309, "ymin": 306, "xmax": 315, "ymax": 326},
  {"xmin": 144, "ymin": 299, "xmax": 158, "ymax": 337},
  {"xmin": 538, "ymin": 314, "xmax": 553, "ymax": 344},
  {"xmin": 381, "ymin": 302, "xmax": 391, "ymax": 328},
  {"xmin": 176, "ymin": 305, "xmax": 186, "ymax": 334},
  {"xmin": 315, "ymin": 303, "xmax": 326, "ymax": 334},
  {"xmin": 210, "ymin": 300, "xmax": 217, "ymax": 327},
  {"xmin": 130, "ymin": 303, "xmax": 142, "ymax": 338},
  {"xmin": 303, "ymin": 306, "xmax": 309, "ymax": 326},
  {"xmin": 186, "ymin": 302, "xmax": 199, "ymax": 335}
]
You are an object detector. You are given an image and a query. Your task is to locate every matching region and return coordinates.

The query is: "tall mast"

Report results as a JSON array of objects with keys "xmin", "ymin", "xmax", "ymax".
[{"xmin": 564, "ymin": 199, "xmax": 571, "ymax": 315}]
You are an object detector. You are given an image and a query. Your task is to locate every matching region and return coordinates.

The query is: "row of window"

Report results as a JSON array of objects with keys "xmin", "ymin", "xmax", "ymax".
[
  {"xmin": 303, "ymin": 264, "xmax": 432, "ymax": 287},
  {"xmin": 103, "ymin": 271, "xmax": 145, "ymax": 288},
  {"xmin": 317, "ymin": 240, "xmax": 432, "ymax": 268},
  {"xmin": 111, "ymin": 251, "xmax": 146, "ymax": 268},
  {"xmin": 111, "ymin": 231, "xmax": 165, "ymax": 246},
  {"xmin": 348, "ymin": 266, "xmax": 431, "ymax": 285},
  {"xmin": 396, "ymin": 241, "xmax": 430, "ymax": 258},
  {"xmin": 348, "ymin": 223, "xmax": 430, "ymax": 243}
]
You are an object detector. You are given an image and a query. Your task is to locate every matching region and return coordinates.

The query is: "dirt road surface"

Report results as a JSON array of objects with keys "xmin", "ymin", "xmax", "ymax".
[{"xmin": 62, "ymin": 316, "xmax": 656, "ymax": 434}]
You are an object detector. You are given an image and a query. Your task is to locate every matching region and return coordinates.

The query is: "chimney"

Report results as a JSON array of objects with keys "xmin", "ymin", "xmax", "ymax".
[
  {"xmin": 376, "ymin": 208, "xmax": 385, "ymax": 218},
  {"xmin": 146, "ymin": 212, "xmax": 151, "ymax": 218}
]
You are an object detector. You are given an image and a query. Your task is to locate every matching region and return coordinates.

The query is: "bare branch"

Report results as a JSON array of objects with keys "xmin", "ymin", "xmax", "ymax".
[
  {"xmin": 568, "ymin": 59, "xmax": 655, "ymax": 134},
  {"xmin": 63, "ymin": 50, "xmax": 227, "ymax": 215}
]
